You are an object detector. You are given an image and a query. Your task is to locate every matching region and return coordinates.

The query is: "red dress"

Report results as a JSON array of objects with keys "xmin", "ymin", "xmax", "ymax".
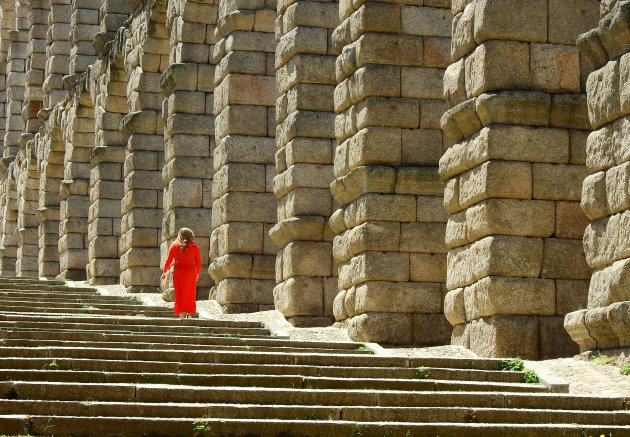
[{"xmin": 163, "ymin": 241, "xmax": 201, "ymax": 315}]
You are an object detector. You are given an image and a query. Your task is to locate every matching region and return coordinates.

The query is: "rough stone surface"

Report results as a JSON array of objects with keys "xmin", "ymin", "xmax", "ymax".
[
  {"xmin": 566, "ymin": 0, "xmax": 630, "ymax": 357},
  {"xmin": 0, "ymin": 0, "xmax": 619, "ymax": 362}
]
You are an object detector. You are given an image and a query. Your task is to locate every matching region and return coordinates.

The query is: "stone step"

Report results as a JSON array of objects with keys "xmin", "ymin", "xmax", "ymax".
[
  {"xmin": 0, "ymin": 291, "xmax": 125, "ymax": 302},
  {"xmin": 0, "ymin": 369, "xmax": 543, "ymax": 392},
  {"xmin": 0, "ymin": 415, "xmax": 626, "ymax": 437},
  {"xmin": 0, "ymin": 312, "xmax": 265, "ymax": 329},
  {"xmin": 0, "ymin": 328, "xmax": 361, "ymax": 351},
  {"xmin": 0, "ymin": 320, "xmax": 271, "ymax": 337},
  {"xmin": 0, "ymin": 338, "xmax": 373, "ymax": 355},
  {"xmin": 0, "ymin": 346, "xmax": 432, "ymax": 368},
  {"xmin": 0, "ymin": 304, "xmax": 173, "ymax": 317},
  {"xmin": 0, "ymin": 346, "xmax": 539, "ymax": 374},
  {"xmin": 0, "ymin": 400, "xmax": 627, "ymax": 425},
  {"xmin": 0, "ymin": 276, "xmax": 66, "ymax": 286},
  {"xmin": 0, "ymin": 358, "xmax": 524, "ymax": 383},
  {"xmin": 0, "ymin": 298, "xmax": 168, "ymax": 312},
  {"xmin": 0, "ymin": 284, "xmax": 96, "ymax": 293},
  {"xmin": 4, "ymin": 382, "xmax": 623, "ymax": 409}
]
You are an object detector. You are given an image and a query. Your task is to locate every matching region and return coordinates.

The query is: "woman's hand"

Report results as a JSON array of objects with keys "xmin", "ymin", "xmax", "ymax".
[{"xmin": 160, "ymin": 273, "xmax": 166, "ymax": 280}]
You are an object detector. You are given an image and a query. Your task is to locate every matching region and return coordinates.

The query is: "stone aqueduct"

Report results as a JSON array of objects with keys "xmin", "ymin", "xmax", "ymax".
[{"xmin": 0, "ymin": 0, "xmax": 627, "ymax": 360}]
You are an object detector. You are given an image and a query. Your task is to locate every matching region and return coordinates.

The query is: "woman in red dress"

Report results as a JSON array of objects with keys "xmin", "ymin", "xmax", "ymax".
[{"xmin": 161, "ymin": 227, "xmax": 201, "ymax": 319}]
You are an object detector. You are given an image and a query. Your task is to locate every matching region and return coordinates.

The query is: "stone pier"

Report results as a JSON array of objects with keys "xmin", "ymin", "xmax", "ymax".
[
  {"xmin": 160, "ymin": 0, "xmax": 216, "ymax": 298},
  {"xmin": 209, "ymin": 0, "xmax": 277, "ymax": 312},
  {"xmin": 270, "ymin": 0, "xmax": 338, "ymax": 327},
  {"xmin": 36, "ymin": 123, "xmax": 63, "ymax": 278},
  {"xmin": 330, "ymin": 0, "xmax": 452, "ymax": 345},
  {"xmin": 85, "ymin": 39, "xmax": 127, "ymax": 285},
  {"xmin": 441, "ymin": 0, "xmax": 599, "ymax": 359},
  {"xmin": 118, "ymin": 0, "xmax": 168, "ymax": 293},
  {"xmin": 566, "ymin": 0, "xmax": 630, "ymax": 358}
]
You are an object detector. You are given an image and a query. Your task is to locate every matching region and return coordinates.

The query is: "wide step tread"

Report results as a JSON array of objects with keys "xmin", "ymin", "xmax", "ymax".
[
  {"xmin": 0, "ymin": 276, "xmax": 626, "ymax": 436},
  {"xmin": 0, "ymin": 415, "xmax": 627, "ymax": 437}
]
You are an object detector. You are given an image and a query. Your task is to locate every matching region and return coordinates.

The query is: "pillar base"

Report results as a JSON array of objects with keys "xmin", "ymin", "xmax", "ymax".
[{"xmin": 287, "ymin": 316, "xmax": 334, "ymax": 328}]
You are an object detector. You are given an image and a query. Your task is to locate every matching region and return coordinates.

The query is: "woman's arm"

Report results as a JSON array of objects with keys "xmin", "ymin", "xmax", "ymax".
[
  {"xmin": 162, "ymin": 243, "xmax": 176, "ymax": 276},
  {"xmin": 195, "ymin": 245, "xmax": 201, "ymax": 276}
]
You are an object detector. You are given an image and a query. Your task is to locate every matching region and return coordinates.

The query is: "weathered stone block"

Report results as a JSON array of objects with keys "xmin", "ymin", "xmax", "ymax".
[
  {"xmin": 215, "ymin": 278, "xmax": 275, "ymax": 305},
  {"xmin": 458, "ymin": 160, "xmax": 532, "ymax": 209},
  {"xmin": 274, "ymin": 277, "xmax": 324, "ymax": 318},
  {"xmin": 347, "ymin": 312, "xmax": 413, "ymax": 344},
  {"xmin": 212, "ymin": 192, "xmax": 276, "ymax": 227},
  {"xmin": 541, "ymin": 238, "xmax": 591, "ymax": 280},
  {"xmin": 400, "ymin": 222, "xmax": 446, "ymax": 254},
  {"xmin": 412, "ymin": 313, "xmax": 453, "ymax": 346},
  {"xmin": 606, "ymin": 161, "xmax": 630, "ymax": 214},
  {"xmin": 532, "ymin": 163, "xmax": 586, "ymax": 202},
  {"xmin": 465, "ymin": 276, "xmax": 555, "ymax": 321},
  {"xmin": 344, "ymin": 194, "xmax": 416, "ymax": 227},
  {"xmin": 409, "ymin": 253, "xmax": 446, "ymax": 283},
  {"xmin": 353, "ymin": 281, "xmax": 442, "ymax": 315},
  {"xmin": 587, "ymin": 258, "xmax": 630, "ymax": 309},
  {"xmin": 583, "ymin": 210, "xmax": 630, "ymax": 269},
  {"xmin": 586, "ymin": 61, "xmax": 621, "ymax": 130},
  {"xmin": 355, "ymin": 33, "xmax": 424, "ymax": 68},
  {"xmin": 416, "ymin": 195, "xmax": 448, "ymax": 223},
  {"xmin": 333, "ymin": 221, "xmax": 400, "ymax": 263},
  {"xmin": 350, "ymin": 251, "xmax": 410, "ymax": 285},
  {"xmin": 401, "ymin": 6, "xmax": 451, "ymax": 38},
  {"xmin": 556, "ymin": 279, "xmax": 589, "ymax": 316},
  {"xmin": 447, "ymin": 236, "xmax": 544, "ymax": 290},
  {"xmin": 465, "ymin": 198, "xmax": 555, "ymax": 242},
  {"xmin": 281, "ymin": 241, "xmax": 332, "ymax": 279},
  {"xmin": 444, "ymin": 288, "xmax": 466, "ymax": 326},
  {"xmin": 539, "ymin": 315, "xmax": 580, "ymax": 359},
  {"xmin": 473, "ymin": 0, "xmax": 547, "ymax": 44},
  {"xmin": 465, "ymin": 40, "xmax": 530, "ymax": 98},
  {"xmin": 475, "ymin": 91, "xmax": 551, "ymax": 127},
  {"xmin": 581, "ymin": 172, "xmax": 609, "ymax": 222},
  {"xmin": 555, "ymin": 201, "xmax": 590, "ymax": 240},
  {"xmin": 548, "ymin": 0, "xmax": 600, "ymax": 46},
  {"xmin": 467, "ymin": 315, "xmax": 539, "ymax": 359}
]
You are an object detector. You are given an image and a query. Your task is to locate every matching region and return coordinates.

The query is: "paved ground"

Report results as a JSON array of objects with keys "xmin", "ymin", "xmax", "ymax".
[{"xmin": 88, "ymin": 282, "xmax": 630, "ymax": 397}]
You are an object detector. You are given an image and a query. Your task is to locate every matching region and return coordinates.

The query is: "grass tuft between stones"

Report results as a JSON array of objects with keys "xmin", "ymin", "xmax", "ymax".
[
  {"xmin": 591, "ymin": 352, "xmax": 614, "ymax": 366},
  {"xmin": 498, "ymin": 357, "xmax": 524, "ymax": 371},
  {"xmin": 522, "ymin": 369, "xmax": 539, "ymax": 384}
]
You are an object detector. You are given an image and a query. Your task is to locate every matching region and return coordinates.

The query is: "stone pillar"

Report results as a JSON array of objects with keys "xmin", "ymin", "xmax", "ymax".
[
  {"xmin": 94, "ymin": 0, "xmax": 131, "ymax": 50},
  {"xmin": 270, "ymin": 0, "xmax": 338, "ymax": 327},
  {"xmin": 86, "ymin": 45, "xmax": 128, "ymax": 285},
  {"xmin": 441, "ymin": 0, "xmax": 599, "ymax": 359},
  {"xmin": 15, "ymin": 139, "xmax": 39, "ymax": 277},
  {"xmin": 0, "ymin": 64, "xmax": 6, "ymax": 153},
  {"xmin": 44, "ymin": 0, "xmax": 72, "ymax": 108},
  {"xmin": 0, "ymin": 157, "xmax": 17, "ymax": 274},
  {"xmin": 118, "ymin": 1, "xmax": 168, "ymax": 293},
  {"xmin": 5, "ymin": 28, "xmax": 28, "ymax": 158},
  {"xmin": 330, "ymin": 0, "xmax": 452, "ymax": 345},
  {"xmin": 36, "ymin": 123, "xmax": 64, "ymax": 278},
  {"xmin": 161, "ymin": 0, "xmax": 217, "ymax": 298},
  {"xmin": 209, "ymin": 0, "xmax": 277, "ymax": 312},
  {"xmin": 58, "ymin": 96, "xmax": 93, "ymax": 280},
  {"xmin": 15, "ymin": 0, "xmax": 48, "ymax": 277},
  {"xmin": 24, "ymin": 0, "xmax": 48, "ymax": 134},
  {"xmin": 0, "ymin": 2, "xmax": 29, "ymax": 274},
  {"xmin": 565, "ymin": 1, "xmax": 630, "ymax": 357},
  {"xmin": 69, "ymin": 0, "xmax": 99, "ymax": 75}
]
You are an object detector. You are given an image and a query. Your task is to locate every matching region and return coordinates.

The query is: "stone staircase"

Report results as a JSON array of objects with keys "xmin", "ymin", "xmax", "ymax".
[{"xmin": 0, "ymin": 277, "xmax": 628, "ymax": 436}]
